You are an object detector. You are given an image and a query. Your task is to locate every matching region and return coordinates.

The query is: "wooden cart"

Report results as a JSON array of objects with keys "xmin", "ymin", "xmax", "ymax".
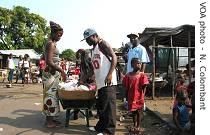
[{"xmin": 58, "ymin": 89, "xmax": 96, "ymax": 127}]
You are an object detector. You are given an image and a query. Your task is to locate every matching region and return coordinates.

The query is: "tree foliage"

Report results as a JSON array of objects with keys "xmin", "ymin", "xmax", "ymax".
[
  {"xmin": 60, "ymin": 49, "xmax": 76, "ymax": 61},
  {"xmin": 0, "ymin": 6, "xmax": 50, "ymax": 54}
]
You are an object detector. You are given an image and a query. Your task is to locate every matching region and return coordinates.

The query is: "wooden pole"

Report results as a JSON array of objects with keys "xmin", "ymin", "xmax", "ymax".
[
  {"xmin": 188, "ymin": 30, "xmax": 192, "ymax": 84},
  {"xmin": 167, "ymin": 49, "xmax": 171, "ymax": 76},
  {"xmin": 152, "ymin": 37, "xmax": 156, "ymax": 100},
  {"xmin": 177, "ymin": 47, "xmax": 179, "ymax": 69},
  {"xmin": 171, "ymin": 36, "xmax": 175, "ymax": 98}
]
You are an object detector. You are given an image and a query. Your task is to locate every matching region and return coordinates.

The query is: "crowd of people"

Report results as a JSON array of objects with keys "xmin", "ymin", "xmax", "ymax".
[
  {"xmin": 39, "ymin": 21, "xmax": 152, "ymax": 135},
  {"xmin": 5, "ymin": 50, "xmax": 77, "ymax": 86},
  {"xmin": 3, "ymin": 20, "xmax": 194, "ymax": 135},
  {"xmin": 40, "ymin": 21, "xmax": 194, "ymax": 135},
  {"xmin": 6, "ymin": 53, "xmax": 32, "ymax": 85}
]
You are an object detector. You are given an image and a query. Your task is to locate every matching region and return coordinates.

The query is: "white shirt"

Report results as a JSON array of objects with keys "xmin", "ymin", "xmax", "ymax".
[
  {"xmin": 18, "ymin": 60, "xmax": 23, "ymax": 69},
  {"xmin": 91, "ymin": 44, "xmax": 117, "ymax": 89},
  {"xmin": 23, "ymin": 60, "xmax": 30, "ymax": 68},
  {"xmin": 8, "ymin": 58, "xmax": 15, "ymax": 69}
]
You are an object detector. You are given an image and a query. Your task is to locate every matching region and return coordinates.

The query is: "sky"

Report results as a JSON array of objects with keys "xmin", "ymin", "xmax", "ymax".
[{"xmin": 0, "ymin": 0, "xmax": 197, "ymax": 52}]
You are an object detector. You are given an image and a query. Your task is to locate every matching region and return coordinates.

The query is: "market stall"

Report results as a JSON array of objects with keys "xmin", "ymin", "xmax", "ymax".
[{"xmin": 140, "ymin": 24, "xmax": 195, "ymax": 99}]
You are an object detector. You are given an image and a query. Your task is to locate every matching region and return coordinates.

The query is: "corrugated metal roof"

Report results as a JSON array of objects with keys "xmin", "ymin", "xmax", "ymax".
[
  {"xmin": 0, "ymin": 49, "xmax": 40, "ymax": 59},
  {"xmin": 140, "ymin": 24, "xmax": 195, "ymax": 47}
]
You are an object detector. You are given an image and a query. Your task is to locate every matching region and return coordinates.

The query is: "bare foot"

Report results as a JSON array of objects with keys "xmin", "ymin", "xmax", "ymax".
[
  {"xmin": 45, "ymin": 121, "xmax": 61, "ymax": 128},
  {"xmin": 134, "ymin": 127, "xmax": 145, "ymax": 135}
]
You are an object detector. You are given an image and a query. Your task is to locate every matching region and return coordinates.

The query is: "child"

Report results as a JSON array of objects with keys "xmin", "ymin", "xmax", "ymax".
[
  {"xmin": 173, "ymin": 79, "xmax": 191, "ymax": 110},
  {"xmin": 122, "ymin": 58, "xmax": 149, "ymax": 134},
  {"xmin": 173, "ymin": 92, "xmax": 191, "ymax": 134}
]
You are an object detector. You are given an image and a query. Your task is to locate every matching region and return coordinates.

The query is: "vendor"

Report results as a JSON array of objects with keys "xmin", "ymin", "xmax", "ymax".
[
  {"xmin": 42, "ymin": 21, "xmax": 66, "ymax": 128},
  {"xmin": 74, "ymin": 49, "xmax": 95, "ymax": 120}
]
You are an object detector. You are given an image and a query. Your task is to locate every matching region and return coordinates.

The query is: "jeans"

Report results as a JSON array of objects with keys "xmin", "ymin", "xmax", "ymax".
[
  {"xmin": 8, "ymin": 69, "xmax": 14, "ymax": 82},
  {"xmin": 95, "ymin": 85, "xmax": 117, "ymax": 134}
]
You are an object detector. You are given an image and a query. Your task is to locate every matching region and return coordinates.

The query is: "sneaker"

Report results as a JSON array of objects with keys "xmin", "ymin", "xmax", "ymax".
[{"xmin": 89, "ymin": 126, "xmax": 96, "ymax": 132}]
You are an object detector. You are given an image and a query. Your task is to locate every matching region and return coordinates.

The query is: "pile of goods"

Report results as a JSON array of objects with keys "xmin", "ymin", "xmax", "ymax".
[{"xmin": 58, "ymin": 78, "xmax": 97, "ymax": 100}]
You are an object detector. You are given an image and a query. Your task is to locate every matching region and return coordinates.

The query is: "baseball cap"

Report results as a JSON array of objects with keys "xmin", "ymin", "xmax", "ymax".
[
  {"xmin": 127, "ymin": 33, "xmax": 140, "ymax": 38},
  {"xmin": 81, "ymin": 28, "xmax": 97, "ymax": 41}
]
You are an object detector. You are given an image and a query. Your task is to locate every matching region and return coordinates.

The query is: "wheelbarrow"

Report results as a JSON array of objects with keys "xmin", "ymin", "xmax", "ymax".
[{"xmin": 58, "ymin": 89, "xmax": 96, "ymax": 127}]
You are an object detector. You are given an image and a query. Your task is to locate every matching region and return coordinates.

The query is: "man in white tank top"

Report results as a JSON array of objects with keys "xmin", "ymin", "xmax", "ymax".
[
  {"xmin": 22, "ymin": 54, "xmax": 31, "ymax": 84},
  {"xmin": 81, "ymin": 28, "xmax": 117, "ymax": 135}
]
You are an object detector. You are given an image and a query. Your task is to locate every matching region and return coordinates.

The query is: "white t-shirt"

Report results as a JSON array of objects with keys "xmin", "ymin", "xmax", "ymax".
[
  {"xmin": 91, "ymin": 44, "xmax": 117, "ymax": 89},
  {"xmin": 23, "ymin": 60, "xmax": 30, "ymax": 68},
  {"xmin": 8, "ymin": 58, "xmax": 15, "ymax": 69},
  {"xmin": 18, "ymin": 60, "xmax": 23, "ymax": 69}
]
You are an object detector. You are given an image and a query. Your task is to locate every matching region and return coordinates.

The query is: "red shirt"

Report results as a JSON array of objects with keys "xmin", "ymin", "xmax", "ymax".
[
  {"xmin": 123, "ymin": 72, "xmax": 149, "ymax": 111},
  {"xmin": 74, "ymin": 67, "xmax": 80, "ymax": 75},
  {"xmin": 39, "ymin": 59, "xmax": 46, "ymax": 70},
  {"xmin": 60, "ymin": 61, "xmax": 66, "ymax": 70}
]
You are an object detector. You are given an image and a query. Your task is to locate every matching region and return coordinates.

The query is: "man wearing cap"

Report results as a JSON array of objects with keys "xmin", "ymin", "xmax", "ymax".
[
  {"xmin": 126, "ymin": 33, "xmax": 150, "ymax": 73},
  {"xmin": 81, "ymin": 28, "xmax": 117, "ymax": 135}
]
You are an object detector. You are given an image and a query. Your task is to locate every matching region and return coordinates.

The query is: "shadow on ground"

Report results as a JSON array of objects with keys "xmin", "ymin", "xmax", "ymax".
[{"xmin": 0, "ymin": 109, "xmax": 98, "ymax": 135}]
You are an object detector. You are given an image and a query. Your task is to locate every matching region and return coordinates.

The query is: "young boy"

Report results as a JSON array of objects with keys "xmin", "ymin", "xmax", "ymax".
[
  {"xmin": 173, "ymin": 79, "xmax": 191, "ymax": 109},
  {"xmin": 173, "ymin": 92, "xmax": 191, "ymax": 134},
  {"xmin": 122, "ymin": 58, "xmax": 149, "ymax": 134}
]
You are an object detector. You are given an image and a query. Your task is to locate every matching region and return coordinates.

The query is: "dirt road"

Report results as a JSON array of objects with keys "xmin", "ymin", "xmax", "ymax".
[{"xmin": 0, "ymin": 83, "xmax": 176, "ymax": 135}]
